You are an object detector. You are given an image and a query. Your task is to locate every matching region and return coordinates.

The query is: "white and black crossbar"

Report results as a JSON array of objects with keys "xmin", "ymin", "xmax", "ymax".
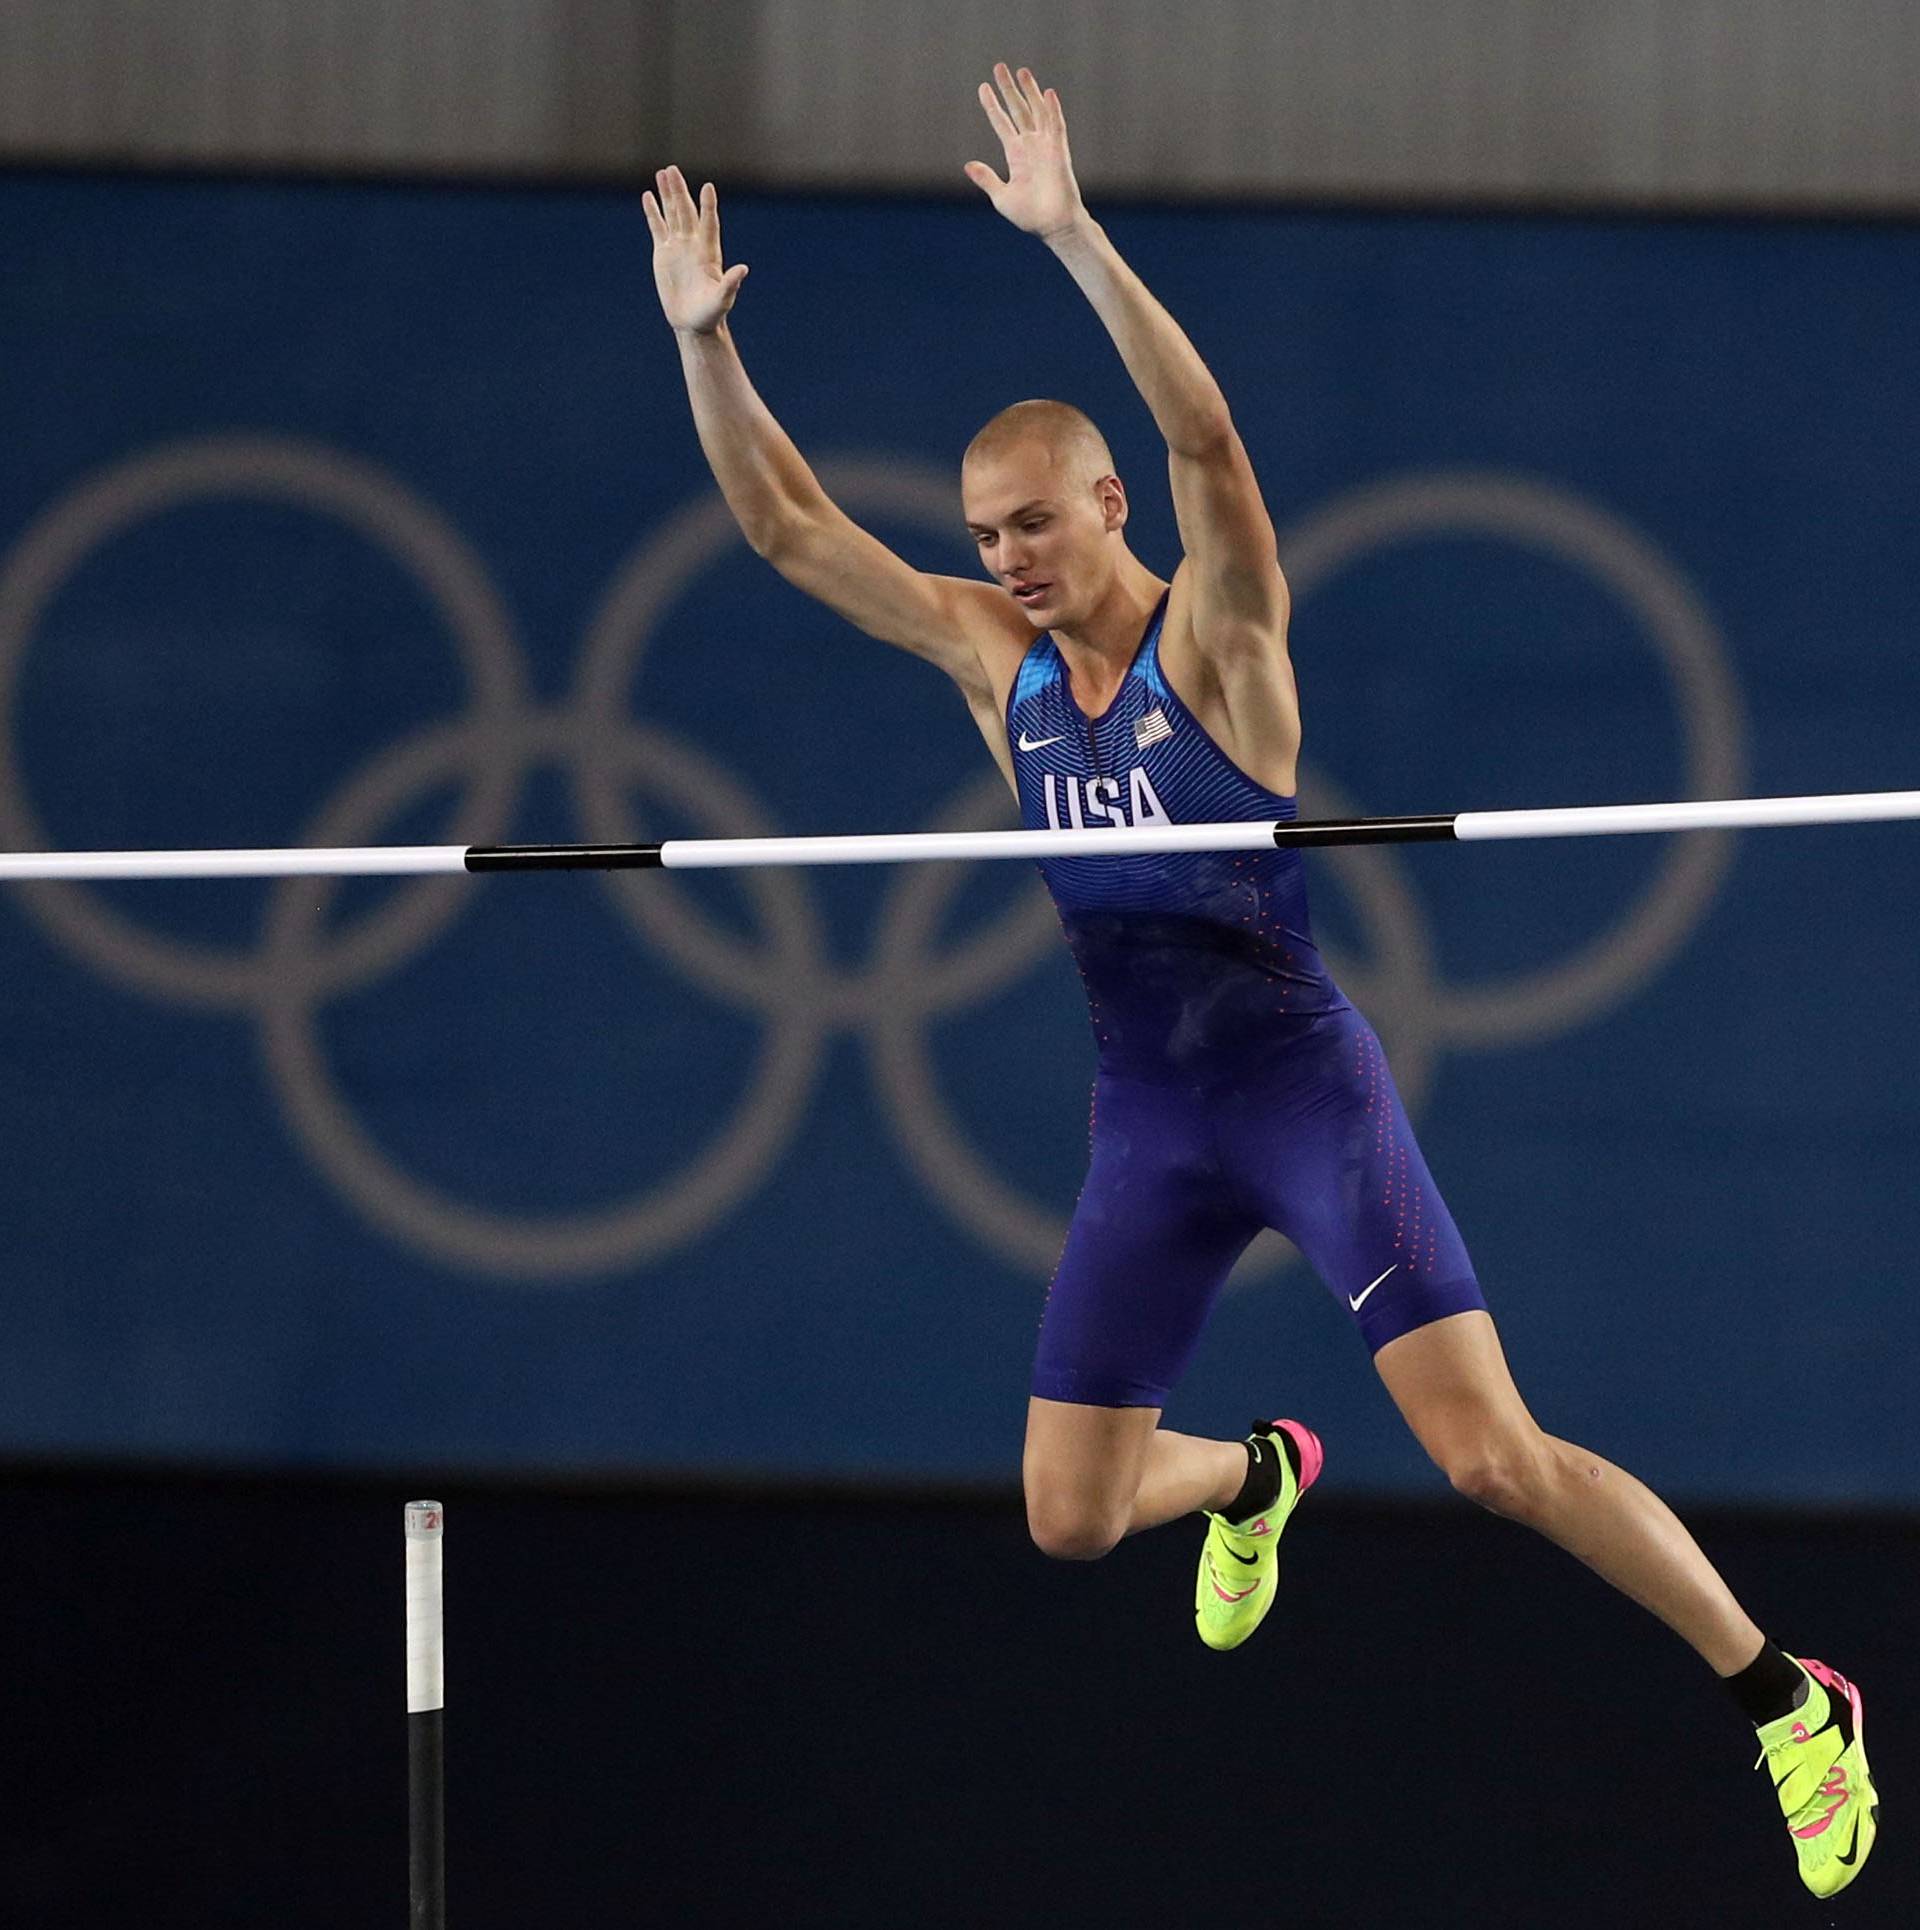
[{"xmin": 1, "ymin": 789, "xmax": 1917, "ymax": 881}]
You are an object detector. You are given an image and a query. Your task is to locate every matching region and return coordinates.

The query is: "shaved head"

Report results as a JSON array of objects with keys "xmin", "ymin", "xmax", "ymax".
[
  {"xmin": 963, "ymin": 399, "xmax": 1115, "ymax": 490},
  {"xmin": 961, "ymin": 399, "xmax": 1132, "ymax": 630}
]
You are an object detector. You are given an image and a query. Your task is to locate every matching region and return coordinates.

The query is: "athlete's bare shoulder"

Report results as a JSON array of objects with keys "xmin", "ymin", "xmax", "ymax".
[
  {"xmin": 926, "ymin": 575, "xmax": 1042, "ymax": 791},
  {"xmin": 968, "ymin": 582, "xmax": 1044, "ymax": 696},
  {"xmin": 1158, "ymin": 559, "xmax": 1301, "ymax": 795}
]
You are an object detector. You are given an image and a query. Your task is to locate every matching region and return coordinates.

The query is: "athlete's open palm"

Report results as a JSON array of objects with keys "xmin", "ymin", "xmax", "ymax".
[
  {"xmin": 643, "ymin": 166, "xmax": 748, "ymax": 335},
  {"xmin": 966, "ymin": 64, "xmax": 1084, "ymax": 238}
]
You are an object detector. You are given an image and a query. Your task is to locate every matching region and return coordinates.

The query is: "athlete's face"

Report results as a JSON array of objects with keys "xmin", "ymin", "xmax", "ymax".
[{"xmin": 961, "ymin": 441, "xmax": 1125, "ymax": 628}]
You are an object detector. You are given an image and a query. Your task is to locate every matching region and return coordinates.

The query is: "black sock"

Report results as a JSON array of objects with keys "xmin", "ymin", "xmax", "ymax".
[
  {"xmin": 1726, "ymin": 1639, "xmax": 1809, "ymax": 1727},
  {"xmin": 1219, "ymin": 1424, "xmax": 1297, "ymax": 1524}
]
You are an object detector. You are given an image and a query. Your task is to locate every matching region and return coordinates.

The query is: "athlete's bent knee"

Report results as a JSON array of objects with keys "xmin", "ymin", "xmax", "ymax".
[
  {"xmin": 1026, "ymin": 1495, "xmax": 1126, "ymax": 1562},
  {"xmin": 1440, "ymin": 1439, "xmax": 1547, "ymax": 1522}
]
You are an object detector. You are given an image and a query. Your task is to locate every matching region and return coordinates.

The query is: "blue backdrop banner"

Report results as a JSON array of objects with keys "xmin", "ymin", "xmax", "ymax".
[{"xmin": 1, "ymin": 173, "xmax": 1914, "ymax": 1499}]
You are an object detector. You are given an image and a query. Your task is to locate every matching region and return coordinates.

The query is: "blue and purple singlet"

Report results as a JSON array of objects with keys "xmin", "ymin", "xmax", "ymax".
[{"xmin": 1009, "ymin": 591, "xmax": 1485, "ymax": 1406}]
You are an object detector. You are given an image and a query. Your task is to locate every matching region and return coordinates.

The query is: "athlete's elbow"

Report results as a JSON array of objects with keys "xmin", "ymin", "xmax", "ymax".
[
  {"xmin": 745, "ymin": 500, "xmax": 816, "ymax": 564},
  {"xmin": 1166, "ymin": 403, "xmax": 1236, "ymax": 461}
]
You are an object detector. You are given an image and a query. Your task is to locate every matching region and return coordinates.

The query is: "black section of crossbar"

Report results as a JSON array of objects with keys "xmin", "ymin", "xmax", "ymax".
[
  {"xmin": 465, "ymin": 843, "xmax": 666, "ymax": 871},
  {"xmin": 409, "ymin": 1708, "xmax": 445, "ymax": 1929},
  {"xmin": 1272, "ymin": 814, "xmax": 1459, "ymax": 848}
]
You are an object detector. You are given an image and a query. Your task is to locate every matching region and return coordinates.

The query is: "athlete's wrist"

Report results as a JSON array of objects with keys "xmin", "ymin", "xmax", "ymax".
[
  {"xmin": 673, "ymin": 316, "xmax": 732, "ymax": 343},
  {"xmin": 1040, "ymin": 207, "xmax": 1099, "ymax": 253}
]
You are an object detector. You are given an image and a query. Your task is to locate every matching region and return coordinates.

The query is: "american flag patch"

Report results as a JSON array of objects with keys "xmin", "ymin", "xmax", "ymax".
[{"xmin": 1133, "ymin": 706, "xmax": 1173, "ymax": 750}]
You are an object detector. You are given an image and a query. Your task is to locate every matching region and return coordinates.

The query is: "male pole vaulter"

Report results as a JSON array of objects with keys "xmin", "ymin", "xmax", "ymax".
[{"xmin": 643, "ymin": 63, "xmax": 1875, "ymax": 1896}]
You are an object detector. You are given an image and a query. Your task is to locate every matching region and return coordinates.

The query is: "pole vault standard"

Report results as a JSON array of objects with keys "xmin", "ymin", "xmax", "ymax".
[
  {"xmin": 405, "ymin": 1502, "xmax": 446, "ymax": 1930},
  {"xmin": 0, "ymin": 790, "xmax": 1916, "ymax": 881}
]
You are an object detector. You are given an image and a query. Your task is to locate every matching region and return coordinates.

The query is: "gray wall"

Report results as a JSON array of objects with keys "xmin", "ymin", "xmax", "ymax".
[
  {"xmin": 2, "ymin": 0, "xmax": 1917, "ymax": 209},
  {"xmin": 0, "ymin": 0, "xmax": 667, "ymax": 175}
]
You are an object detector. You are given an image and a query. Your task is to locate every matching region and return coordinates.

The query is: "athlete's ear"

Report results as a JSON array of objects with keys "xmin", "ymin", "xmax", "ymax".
[{"xmin": 1097, "ymin": 475, "xmax": 1127, "ymax": 531}]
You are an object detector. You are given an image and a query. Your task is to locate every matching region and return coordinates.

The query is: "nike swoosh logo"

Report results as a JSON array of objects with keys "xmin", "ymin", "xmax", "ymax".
[
  {"xmin": 1016, "ymin": 731, "xmax": 1064, "ymax": 752},
  {"xmin": 1223, "ymin": 1545, "xmax": 1258, "ymax": 1566},
  {"xmin": 1349, "ymin": 1263, "xmax": 1398, "ymax": 1312},
  {"xmin": 1834, "ymin": 1829, "xmax": 1863, "ymax": 1867}
]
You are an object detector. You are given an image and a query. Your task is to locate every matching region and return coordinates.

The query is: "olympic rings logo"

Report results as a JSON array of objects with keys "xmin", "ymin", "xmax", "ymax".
[{"xmin": 0, "ymin": 437, "xmax": 1746, "ymax": 1282}]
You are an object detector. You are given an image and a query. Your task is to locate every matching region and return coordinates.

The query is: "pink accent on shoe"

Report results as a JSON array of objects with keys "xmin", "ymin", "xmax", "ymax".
[
  {"xmin": 1209, "ymin": 1568, "xmax": 1259, "ymax": 1604},
  {"xmin": 1799, "ymin": 1657, "xmax": 1866, "ymax": 1746},
  {"xmin": 1800, "ymin": 1659, "xmax": 1861, "ymax": 1711},
  {"xmin": 1271, "ymin": 1418, "xmax": 1325, "ymax": 1493},
  {"xmin": 1790, "ymin": 1765, "xmax": 1852, "ymax": 1839},
  {"xmin": 1780, "ymin": 1660, "xmax": 1865, "ymax": 1840}
]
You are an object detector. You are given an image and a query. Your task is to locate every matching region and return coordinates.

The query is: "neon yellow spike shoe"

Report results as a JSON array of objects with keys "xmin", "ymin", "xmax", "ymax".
[
  {"xmin": 1194, "ymin": 1418, "xmax": 1322, "ymax": 1653},
  {"xmin": 1755, "ymin": 1657, "xmax": 1879, "ymax": 1898}
]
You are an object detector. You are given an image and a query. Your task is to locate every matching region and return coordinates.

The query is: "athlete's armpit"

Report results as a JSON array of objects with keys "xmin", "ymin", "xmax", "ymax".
[
  {"xmin": 1161, "ymin": 434, "xmax": 1299, "ymax": 782},
  {"xmin": 1148, "ymin": 555, "xmax": 1299, "ymax": 797},
  {"xmin": 1166, "ymin": 432, "xmax": 1291, "ymax": 638}
]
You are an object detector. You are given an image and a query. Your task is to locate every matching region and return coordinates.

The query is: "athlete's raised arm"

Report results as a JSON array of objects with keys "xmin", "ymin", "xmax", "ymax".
[
  {"xmin": 642, "ymin": 167, "xmax": 1023, "ymax": 706},
  {"xmin": 965, "ymin": 68, "xmax": 1293, "ymax": 704}
]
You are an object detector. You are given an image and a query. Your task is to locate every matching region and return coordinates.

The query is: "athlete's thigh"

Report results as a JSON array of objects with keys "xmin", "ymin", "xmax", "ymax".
[
  {"xmin": 1228, "ymin": 1007, "xmax": 1486, "ymax": 1352},
  {"xmin": 1021, "ymin": 1396, "xmax": 1163, "ymax": 1517},
  {"xmin": 1371, "ymin": 1308, "xmax": 1538, "ymax": 1466},
  {"xmin": 1031, "ymin": 1071, "xmax": 1259, "ymax": 1411}
]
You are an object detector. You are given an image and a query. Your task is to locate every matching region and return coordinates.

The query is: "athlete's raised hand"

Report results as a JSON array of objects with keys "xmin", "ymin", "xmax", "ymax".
[
  {"xmin": 643, "ymin": 166, "xmax": 748, "ymax": 335},
  {"xmin": 965, "ymin": 64, "xmax": 1085, "ymax": 240}
]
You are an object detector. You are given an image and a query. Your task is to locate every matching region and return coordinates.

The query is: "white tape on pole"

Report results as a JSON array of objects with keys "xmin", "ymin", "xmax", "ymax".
[
  {"xmin": 1454, "ymin": 789, "xmax": 1920, "ymax": 842},
  {"xmin": 405, "ymin": 1500, "xmax": 444, "ymax": 1717}
]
